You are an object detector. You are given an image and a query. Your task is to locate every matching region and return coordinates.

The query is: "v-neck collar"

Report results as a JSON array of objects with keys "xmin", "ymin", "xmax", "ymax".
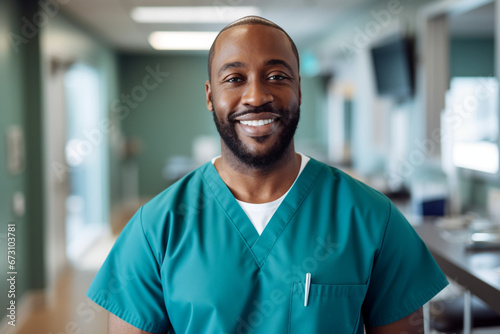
[{"xmin": 201, "ymin": 158, "xmax": 323, "ymax": 267}]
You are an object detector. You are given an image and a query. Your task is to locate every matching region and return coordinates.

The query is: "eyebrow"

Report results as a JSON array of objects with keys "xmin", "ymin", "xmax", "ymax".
[
  {"xmin": 218, "ymin": 61, "xmax": 246, "ymax": 77},
  {"xmin": 217, "ymin": 59, "xmax": 294, "ymax": 77},
  {"xmin": 265, "ymin": 59, "xmax": 293, "ymax": 73}
]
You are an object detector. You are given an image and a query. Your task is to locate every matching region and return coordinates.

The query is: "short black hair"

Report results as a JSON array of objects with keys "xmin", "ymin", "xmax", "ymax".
[{"xmin": 207, "ymin": 16, "xmax": 300, "ymax": 81}]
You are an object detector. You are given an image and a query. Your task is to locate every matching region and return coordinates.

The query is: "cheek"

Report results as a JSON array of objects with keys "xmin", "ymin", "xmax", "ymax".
[
  {"xmin": 281, "ymin": 92, "xmax": 300, "ymax": 111},
  {"xmin": 213, "ymin": 90, "xmax": 239, "ymax": 112}
]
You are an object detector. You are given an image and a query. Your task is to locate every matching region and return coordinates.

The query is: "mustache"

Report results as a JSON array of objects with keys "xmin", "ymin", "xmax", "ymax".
[{"xmin": 228, "ymin": 105, "xmax": 282, "ymax": 122}]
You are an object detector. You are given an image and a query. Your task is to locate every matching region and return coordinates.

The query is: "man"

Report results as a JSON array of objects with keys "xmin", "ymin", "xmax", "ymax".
[{"xmin": 87, "ymin": 16, "xmax": 448, "ymax": 333}]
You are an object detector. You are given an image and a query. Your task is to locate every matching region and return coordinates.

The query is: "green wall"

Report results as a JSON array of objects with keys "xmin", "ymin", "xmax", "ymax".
[
  {"xmin": 0, "ymin": 0, "xmax": 26, "ymax": 315},
  {"xmin": 297, "ymin": 75, "xmax": 328, "ymax": 153},
  {"xmin": 119, "ymin": 54, "xmax": 325, "ymax": 198},
  {"xmin": 119, "ymin": 54, "xmax": 216, "ymax": 197},
  {"xmin": 0, "ymin": 0, "xmax": 45, "ymax": 320},
  {"xmin": 450, "ymin": 37, "xmax": 495, "ymax": 77}
]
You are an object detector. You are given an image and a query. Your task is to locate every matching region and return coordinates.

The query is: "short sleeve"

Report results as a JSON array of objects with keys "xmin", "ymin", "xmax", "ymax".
[
  {"xmin": 86, "ymin": 207, "xmax": 170, "ymax": 333},
  {"xmin": 362, "ymin": 202, "xmax": 449, "ymax": 327}
]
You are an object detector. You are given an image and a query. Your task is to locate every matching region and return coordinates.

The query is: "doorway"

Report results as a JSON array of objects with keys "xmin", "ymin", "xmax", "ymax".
[
  {"xmin": 44, "ymin": 60, "xmax": 109, "ymax": 297},
  {"xmin": 63, "ymin": 63, "xmax": 108, "ymax": 262}
]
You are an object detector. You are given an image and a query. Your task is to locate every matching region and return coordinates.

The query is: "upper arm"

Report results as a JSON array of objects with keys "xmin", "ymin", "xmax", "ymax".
[
  {"xmin": 362, "ymin": 203, "xmax": 448, "ymax": 325},
  {"xmin": 109, "ymin": 313, "xmax": 168, "ymax": 334},
  {"xmin": 366, "ymin": 308, "xmax": 423, "ymax": 334},
  {"xmin": 87, "ymin": 207, "xmax": 170, "ymax": 333}
]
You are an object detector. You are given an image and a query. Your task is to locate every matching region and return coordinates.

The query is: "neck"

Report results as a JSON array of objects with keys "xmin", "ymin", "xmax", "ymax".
[{"xmin": 214, "ymin": 144, "xmax": 301, "ymax": 203}]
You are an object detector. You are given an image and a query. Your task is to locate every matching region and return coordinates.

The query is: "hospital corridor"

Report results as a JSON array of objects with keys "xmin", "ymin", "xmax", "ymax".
[{"xmin": 1, "ymin": 0, "xmax": 500, "ymax": 333}]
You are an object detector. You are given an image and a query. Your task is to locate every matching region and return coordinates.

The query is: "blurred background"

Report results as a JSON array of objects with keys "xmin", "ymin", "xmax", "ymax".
[{"xmin": 1, "ymin": 0, "xmax": 500, "ymax": 333}]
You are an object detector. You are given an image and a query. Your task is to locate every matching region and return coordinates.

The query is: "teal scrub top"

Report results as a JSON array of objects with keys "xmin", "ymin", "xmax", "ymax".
[{"xmin": 87, "ymin": 158, "xmax": 448, "ymax": 333}]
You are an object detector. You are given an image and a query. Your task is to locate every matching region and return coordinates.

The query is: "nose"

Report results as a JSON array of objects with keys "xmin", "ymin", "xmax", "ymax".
[{"xmin": 241, "ymin": 78, "xmax": 273, "ymax": 107}]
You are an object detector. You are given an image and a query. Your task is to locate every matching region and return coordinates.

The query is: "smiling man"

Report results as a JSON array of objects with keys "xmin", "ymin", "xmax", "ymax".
[{"xmin": 87, "ymin": 16, "xmax": 448, "ymax": 333}]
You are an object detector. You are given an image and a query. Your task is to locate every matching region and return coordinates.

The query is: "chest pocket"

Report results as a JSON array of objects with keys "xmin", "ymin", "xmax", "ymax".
[{"xmin": 288, "ymin": 282, "xmax": 367, "ymax": 334}]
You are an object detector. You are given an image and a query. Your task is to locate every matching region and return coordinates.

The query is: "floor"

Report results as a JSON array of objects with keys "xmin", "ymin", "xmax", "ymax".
[
  {"xmin": 12, "ymin": 269, "xmax": 108, "ymax": 334},
  {"xmin": 8, "ymin": 234, "xmax": 116, "ymax": 334}
]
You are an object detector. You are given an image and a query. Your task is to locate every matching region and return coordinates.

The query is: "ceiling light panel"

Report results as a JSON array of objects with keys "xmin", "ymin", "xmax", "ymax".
[
  {"xmin": 131, "ymin": 6, "xmax": 261, "ymax": 23},
  {"xmin": 148, "ymin": 31, "xmax": 218, "ymax": 50}
]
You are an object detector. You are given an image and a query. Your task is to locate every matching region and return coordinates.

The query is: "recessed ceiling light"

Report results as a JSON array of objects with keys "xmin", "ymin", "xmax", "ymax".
[
  {"xmin": 131, "ymin": 6, "xmax": 261, "ymax": 23},
  {"xmin": 148, "ymin": 31, "xmax": 218, "ymax": 50}
]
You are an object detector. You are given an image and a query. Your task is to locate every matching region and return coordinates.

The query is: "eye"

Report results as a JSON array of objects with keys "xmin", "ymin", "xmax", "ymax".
[
  {"xmin": 268, "ymin": 74, "xmax": 287, "ymax": 81},
  {"xmin": 226, "ymin": 77, "xmax": 243, "ymax": 83}
]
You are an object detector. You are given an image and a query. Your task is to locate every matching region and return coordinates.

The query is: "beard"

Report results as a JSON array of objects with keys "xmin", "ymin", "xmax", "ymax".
[{"xmin": 212, "ymin": 104, "xmax": 300, "ymax": 170}]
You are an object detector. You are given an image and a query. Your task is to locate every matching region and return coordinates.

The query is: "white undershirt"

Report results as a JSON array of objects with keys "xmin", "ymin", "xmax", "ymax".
[{"xmin": 211, "ymin": 153, "xmax": 310, "ymax": 235}]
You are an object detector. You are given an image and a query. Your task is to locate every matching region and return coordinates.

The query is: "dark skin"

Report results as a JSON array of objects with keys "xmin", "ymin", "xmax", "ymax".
[
  {"xmin": 206, "ymin": 24, "xmax": 302, "ymax": 204},
  {"xmin": 108, "ymin": 23, "xmax": 425, "ymax": 334}
]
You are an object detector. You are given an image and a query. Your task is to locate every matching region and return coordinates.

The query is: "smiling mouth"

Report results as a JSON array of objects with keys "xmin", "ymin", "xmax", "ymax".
[{"xmin": 239, "ymin": 119, "xmax": 276, "ymax": 127}]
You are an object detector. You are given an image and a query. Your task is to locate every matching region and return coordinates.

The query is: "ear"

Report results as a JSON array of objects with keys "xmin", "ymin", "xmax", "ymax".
[{"xmin": 205, "ymin": 80, "xmax": 214, "ymax": 111}]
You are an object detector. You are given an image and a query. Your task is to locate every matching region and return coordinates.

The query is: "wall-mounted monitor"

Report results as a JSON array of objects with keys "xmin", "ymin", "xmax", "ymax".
[{"xmin": 370, "ymin": 37, "xmax": 415, "ymax": 100}]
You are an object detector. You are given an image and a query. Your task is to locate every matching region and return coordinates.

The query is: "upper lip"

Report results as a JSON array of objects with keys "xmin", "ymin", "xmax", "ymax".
[{"xmin": 231, "ymin": 111, "xmax": 280, "ymax": 122}]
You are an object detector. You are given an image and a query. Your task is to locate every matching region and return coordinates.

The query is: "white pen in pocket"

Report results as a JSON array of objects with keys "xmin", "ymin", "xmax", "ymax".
[{"xmin": 304, "ymin": 273, "xmax": 311, "ymax": 307}]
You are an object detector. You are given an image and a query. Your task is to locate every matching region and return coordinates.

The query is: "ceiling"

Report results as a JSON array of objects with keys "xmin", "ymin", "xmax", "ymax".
[
  {"xmin": 59, "ymin": 0, "xmax": 496, "ymax": 54},
  {"xmin": 59, "ymin": 0, "xmax": 374, "ymax": 53},
  {"xmin": 449, "ymin": 2, "xmax": 495, "ymax": 37}
]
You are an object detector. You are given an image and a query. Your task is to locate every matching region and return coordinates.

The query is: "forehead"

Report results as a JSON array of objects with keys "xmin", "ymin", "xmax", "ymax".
[{"xmin": 212, "ymin": 24, "xmax": 298, "ymax": 74}]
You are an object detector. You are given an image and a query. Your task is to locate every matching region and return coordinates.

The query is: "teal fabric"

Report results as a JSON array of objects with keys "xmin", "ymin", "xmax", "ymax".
[{"xmin": 87, "ymin": 158, "xmax": 448, "ymax": 333}]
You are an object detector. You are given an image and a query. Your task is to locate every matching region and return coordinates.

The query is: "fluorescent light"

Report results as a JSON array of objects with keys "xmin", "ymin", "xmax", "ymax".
[
  {"xmin": 131, "ymin": 6, "xmax": 261, "ymax": 23},
  {"xmin": 149, "ymin": 31, "xmax": 218, "ymax": 50}
]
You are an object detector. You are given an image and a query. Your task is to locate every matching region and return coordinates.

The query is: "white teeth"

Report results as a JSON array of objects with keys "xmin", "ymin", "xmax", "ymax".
[{"xmin": 239, "ymin": 119, "xmax": 275, "ymax": 127}]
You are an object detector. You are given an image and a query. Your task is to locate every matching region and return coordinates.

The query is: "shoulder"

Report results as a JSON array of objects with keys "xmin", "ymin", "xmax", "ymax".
[
  {"xmin": 138, "ymin": 162, "xmax": 212, "ymax": 230},
  {"xmin": 312, "ymin": 159, "xmax": 392, "ymax": 216}
]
